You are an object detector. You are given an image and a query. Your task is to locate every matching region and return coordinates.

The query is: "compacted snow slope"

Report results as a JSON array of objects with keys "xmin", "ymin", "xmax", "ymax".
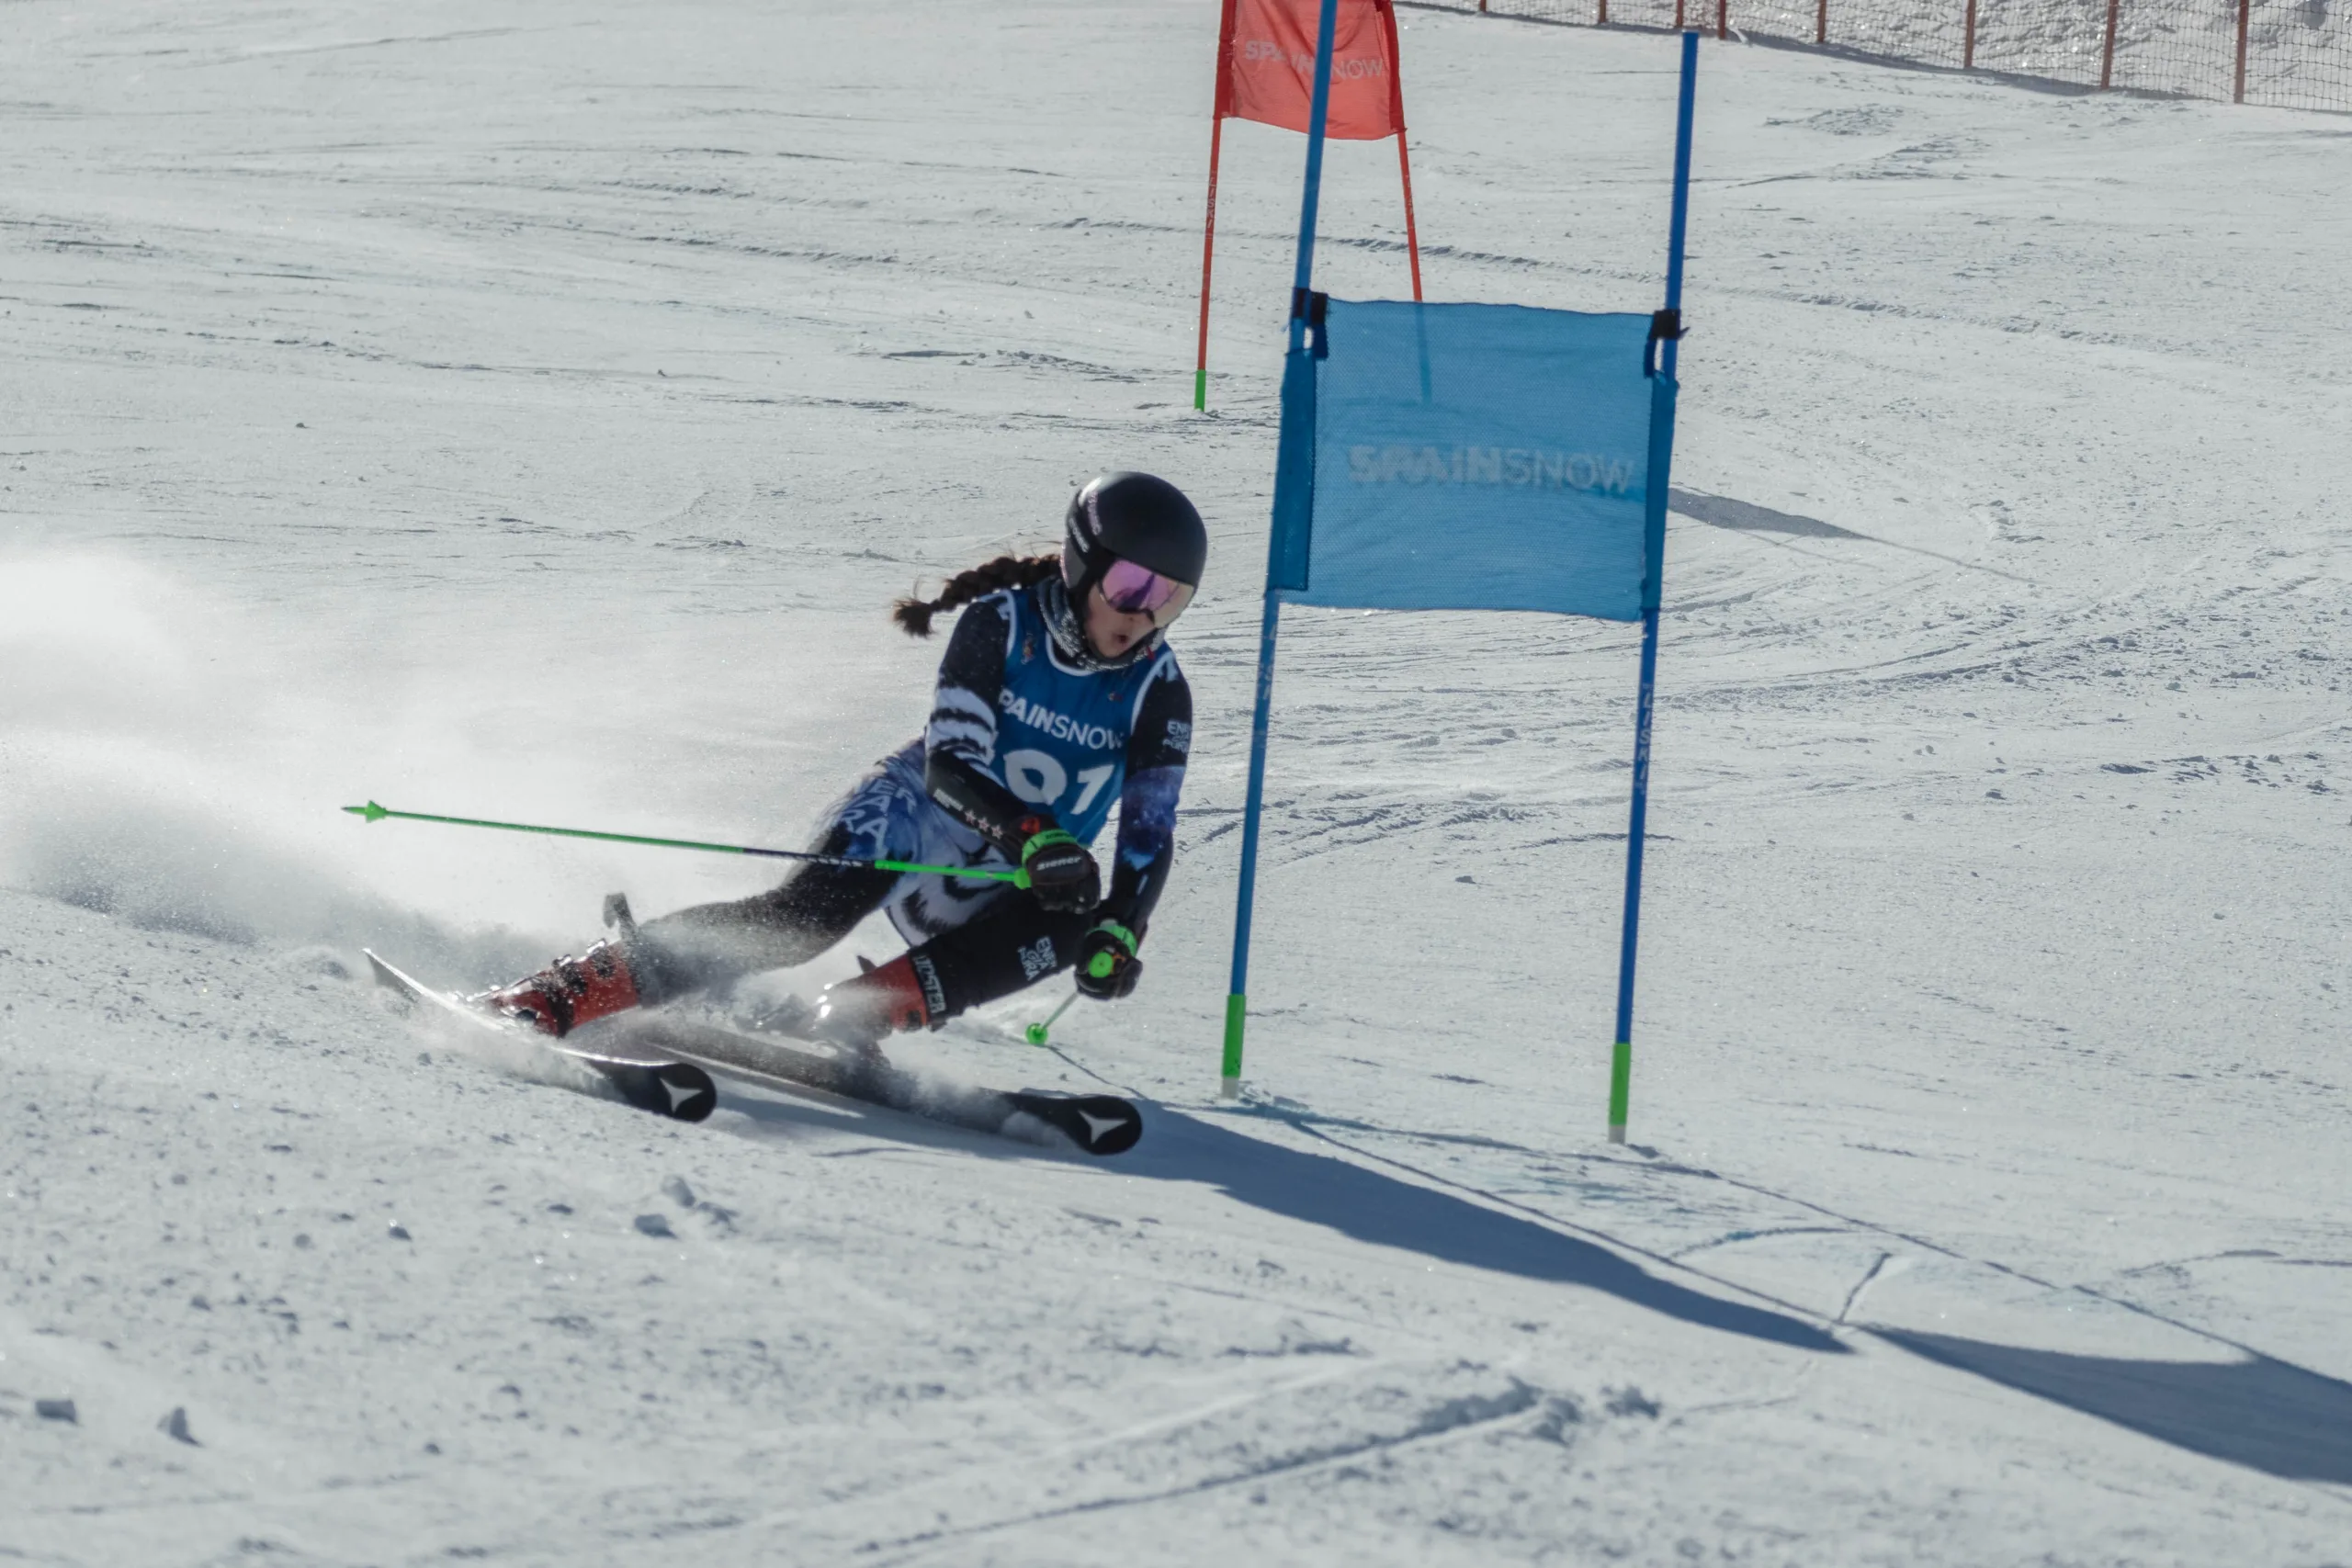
[{"xmin": 4, "ymin": 2, "xmax": 2350, "ymax": 1562}]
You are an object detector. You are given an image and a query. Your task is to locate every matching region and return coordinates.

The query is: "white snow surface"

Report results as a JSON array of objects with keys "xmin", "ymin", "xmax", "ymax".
[{"xmin": 5, "ymin": 1, "xmax": 2351, "ymax": 1562}]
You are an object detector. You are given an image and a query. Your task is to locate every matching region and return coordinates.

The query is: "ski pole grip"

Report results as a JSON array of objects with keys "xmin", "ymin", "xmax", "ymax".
[{"xmin": 1087, "ymin": 920, "xmax": 1139, "ymax": 978}]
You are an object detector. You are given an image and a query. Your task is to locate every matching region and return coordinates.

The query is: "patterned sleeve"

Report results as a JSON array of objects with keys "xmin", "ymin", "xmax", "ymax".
[
  {"xmin": 1102, "ymin": 660, "xmax": 1192, "ymax": 937},
  {"xmin": 922, "ymin": 592, "xmax": 1043, "ymax": 855}
]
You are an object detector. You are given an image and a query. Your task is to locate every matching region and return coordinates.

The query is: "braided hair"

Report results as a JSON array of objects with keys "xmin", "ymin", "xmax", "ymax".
[{"xmin": 892, "ymin": 552, "xmax": 1062, "ymax": 637}]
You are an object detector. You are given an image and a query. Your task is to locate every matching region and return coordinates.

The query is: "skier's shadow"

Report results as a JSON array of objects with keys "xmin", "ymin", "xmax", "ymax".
[
  {"xmin": 1125, "ymin": 1106, "xmax": 1845, "ymax": 1353},
  {"xmin": 722, "ymin": 1081, "xmax": 1837, "ymax": 1349},
  {"xmin": 1874, "ymin": 1331, "xmax": 2352, "ymax": 1484}
]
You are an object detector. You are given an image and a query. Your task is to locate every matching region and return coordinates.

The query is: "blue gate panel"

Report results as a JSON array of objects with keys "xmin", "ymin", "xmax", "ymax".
[{"xmin": 1276, "ymin": 299, "xmax": 1658, "ymax": 622}]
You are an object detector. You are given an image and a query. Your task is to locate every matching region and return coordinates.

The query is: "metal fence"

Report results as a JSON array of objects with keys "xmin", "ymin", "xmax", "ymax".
[{"xmin": 1430, "ymin": 0, "xmax": 2349, "ymax": 111}]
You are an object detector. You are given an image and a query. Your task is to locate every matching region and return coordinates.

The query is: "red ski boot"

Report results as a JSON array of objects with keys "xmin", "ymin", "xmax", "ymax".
[
  {"xmin": 478, "ymin": 940, "xmax": 644, "ymax": 1038},
  {"xmin": 811, "ymin": 953, "xmax": 935, "ymax": 1055}
]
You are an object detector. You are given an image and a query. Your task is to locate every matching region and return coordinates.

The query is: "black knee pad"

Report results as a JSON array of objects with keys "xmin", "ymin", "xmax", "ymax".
[{"xmin": 910, "ymin": 902, "xmax": 1094, "ymax": 1019}]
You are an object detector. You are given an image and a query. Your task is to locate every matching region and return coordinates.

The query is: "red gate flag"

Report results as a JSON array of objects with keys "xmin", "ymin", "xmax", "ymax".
[
  {"xmin": 1222, "ymin": 0, "xmax": 1402, "ymax": 141},
  {"xmin": 1195, "ymin": 0, "xmax": 1422, "ymax": 411}
]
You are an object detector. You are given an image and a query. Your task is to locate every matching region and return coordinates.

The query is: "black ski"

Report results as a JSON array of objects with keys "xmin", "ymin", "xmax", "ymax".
[
  {"xmin": 609, "ymin": 1012, "xmax": 1144, "ymax": 1156},
  {"xmin": 363, "ymin": 951, "xmax": 718, "ymax": 1123}
]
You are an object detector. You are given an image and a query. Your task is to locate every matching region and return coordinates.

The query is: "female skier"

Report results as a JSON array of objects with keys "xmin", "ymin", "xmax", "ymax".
[{"xmin": 480, "ymin": 470, "xmax": 1204, "ymax": 1055}]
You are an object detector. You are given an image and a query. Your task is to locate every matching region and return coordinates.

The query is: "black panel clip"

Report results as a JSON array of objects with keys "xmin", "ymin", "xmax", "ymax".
[
  {"xmin": 1292, "ymin": 288, "xmax": 1330, "ymax": 356},
  {"xmin": 1645, "ymin": 308, "xmax": 1686, "ymax": 377}
]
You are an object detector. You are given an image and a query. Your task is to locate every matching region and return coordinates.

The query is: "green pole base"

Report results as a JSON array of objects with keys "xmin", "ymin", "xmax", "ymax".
[
  {"xmin": 1193, "ymin": 368, "xmax": 1208, "ymax": 411},
  {"xmin": 1607, "ymin": 1038, "xmax": 1633, "ymax": 1143},
  {"xmin": 1221, "ymin": 992, "xmax": 1247, "ymax": 1095}
]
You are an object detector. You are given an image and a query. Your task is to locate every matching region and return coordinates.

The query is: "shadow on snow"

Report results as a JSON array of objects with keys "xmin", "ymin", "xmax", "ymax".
[
  {"xmin": 726, "ymin": 1082, "xmax": 2352, "ymax": 1484},
  {"xmin": 1874, "ymin": 1331, "xmax": 2352, "ymax": 1485},
  {"xmin": 725, "ymin": 1079, "xmax": 1838, "ymax": 1350},
  {"xmin": 1129, "ymin": 1108, "xmax": 1848, "ymax": 1355}
]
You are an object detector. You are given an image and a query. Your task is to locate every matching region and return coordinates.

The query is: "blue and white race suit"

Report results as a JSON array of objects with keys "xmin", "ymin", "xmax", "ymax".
[{"xmin": 820, "ymin": 579, "xmax": 1192, "ymax": 945}]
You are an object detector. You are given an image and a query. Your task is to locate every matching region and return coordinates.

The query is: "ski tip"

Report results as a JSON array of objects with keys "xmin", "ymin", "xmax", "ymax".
[
  {"xmin": 361, "ymin": 949, "xmax": 418, "ymax": 999},
  {"xmin": 343, "ymin": 800, "xmax": 390, "ymax": 822}
]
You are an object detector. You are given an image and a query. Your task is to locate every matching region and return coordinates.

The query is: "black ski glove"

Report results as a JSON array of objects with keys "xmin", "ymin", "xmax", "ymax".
[
  {"xmin": 1019, "ymin": 829, "xmax": 1100, "ymax": 913},
  {"xmin": 1075, "ymin": 921, "xmax": 1141, "ymax": 1000}
]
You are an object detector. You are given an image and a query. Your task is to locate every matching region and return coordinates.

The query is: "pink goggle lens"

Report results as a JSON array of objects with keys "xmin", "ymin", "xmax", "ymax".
[{"xmin": 1099, "ymin": 559, "xmax": 1196, "ymax": 626}]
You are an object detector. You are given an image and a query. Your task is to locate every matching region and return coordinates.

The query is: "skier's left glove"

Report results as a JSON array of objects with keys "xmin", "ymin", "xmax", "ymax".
[
  {"xmin": 1020, "ymin": 828, "xmax": 1101, "ymax": 913},
  {"xmin": 1074, "ymin": 921, "xmax": 1142, "ymax": 1000}
]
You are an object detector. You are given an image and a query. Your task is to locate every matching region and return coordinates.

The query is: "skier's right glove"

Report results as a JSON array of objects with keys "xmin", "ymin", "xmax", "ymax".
[
  {"xmin": 1075, "ymin": 920, "xmax": 1142, "ymax": 1000},
  {"xmin": 1019, "ymin": 828, "xmax": 1101, "ymax": 913}
]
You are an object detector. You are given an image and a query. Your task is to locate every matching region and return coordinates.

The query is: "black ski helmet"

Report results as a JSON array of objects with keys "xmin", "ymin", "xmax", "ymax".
[{"xmin": 1062, "ymin": 472, "xmax": 1208, "ymax": 602}]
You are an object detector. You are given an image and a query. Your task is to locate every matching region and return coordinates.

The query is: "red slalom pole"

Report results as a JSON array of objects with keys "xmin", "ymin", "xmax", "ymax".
[
  {"xmin": 1196, "ymin": 0, "xmax": 1240, "ymax": 411},
  {"xmin": 1195, "ymin": 113, "xmax": 1227, "ymax": 410},
  {"xmin": 1381, "ymin": 1, "xmax": 1422, "ymax": 301},
  {"xmin": 1396, "ymin": 131, "xmax": 1424, "ymax": 301}
]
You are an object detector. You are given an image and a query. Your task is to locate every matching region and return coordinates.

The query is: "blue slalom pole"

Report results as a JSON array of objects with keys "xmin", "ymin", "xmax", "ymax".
[
  {"xmin": 1225, "ymin": 0, "xmax": 1341, "ymax": 1100},
  {"xmin": 1224, "ymin": 591, "xmax": 1283, "ymax": 1096},
  {"xmin": 1610, "ymin": 28, "xmax": 1700, "ymax": 1145}
]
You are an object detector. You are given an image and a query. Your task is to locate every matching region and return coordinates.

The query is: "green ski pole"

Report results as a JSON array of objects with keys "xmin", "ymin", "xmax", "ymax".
[{"xmin": 341, "ymin": 800, "xmax": 1029, "ymax": 887}]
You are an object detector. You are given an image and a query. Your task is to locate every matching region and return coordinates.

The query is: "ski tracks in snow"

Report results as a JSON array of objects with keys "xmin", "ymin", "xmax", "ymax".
[{"xmin": 757, "ymin": 1359, "xmax": 1576, "ymax": 1563}]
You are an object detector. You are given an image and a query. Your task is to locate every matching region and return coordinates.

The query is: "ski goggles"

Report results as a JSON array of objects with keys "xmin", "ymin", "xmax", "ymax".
[{"xmin": 1098, "ymin": 558, "xmax": 1196, "ymax": 627}]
